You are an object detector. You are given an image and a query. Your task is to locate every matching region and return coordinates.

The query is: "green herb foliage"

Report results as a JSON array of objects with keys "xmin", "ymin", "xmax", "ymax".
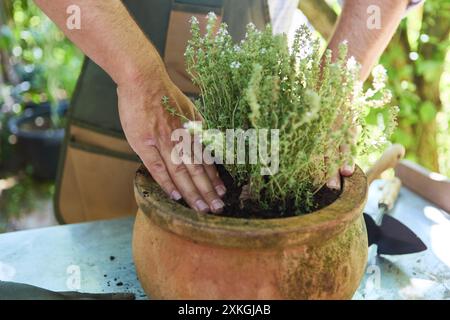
[{"xmin": 184, "ymin": 14, "xmax": 397, "ymax": 214}]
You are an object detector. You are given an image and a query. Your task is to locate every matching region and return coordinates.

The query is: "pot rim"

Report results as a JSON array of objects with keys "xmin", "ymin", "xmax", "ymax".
[{"xmin": 134, "ymin": 165, "xmax": 368, "ymax": 249}]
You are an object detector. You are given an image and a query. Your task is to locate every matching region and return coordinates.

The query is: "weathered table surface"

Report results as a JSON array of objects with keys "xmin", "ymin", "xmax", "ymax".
[{"xmin": 0, "ymin": 180, "xmax": 449, "ymax": 300}]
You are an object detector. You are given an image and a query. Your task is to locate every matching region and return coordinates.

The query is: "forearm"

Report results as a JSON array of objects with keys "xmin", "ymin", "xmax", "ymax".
[
  {"xmin": 327, "ymin": 0, "xmax": 410, "ymax": 80},
  {"xmin": 34, "ymin": 0, "xmax": 168, "ymax": 85}
]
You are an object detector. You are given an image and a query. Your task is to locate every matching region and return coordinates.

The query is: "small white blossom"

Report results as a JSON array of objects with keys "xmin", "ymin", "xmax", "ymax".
[
  {"xmin": 215, "ymin": 35, "xmax": 224, "ymax": 43},
  {"xmin": 206, "ymin": 12, "xmax": 217, "ymax": 33},
  {"xmin": 230, "ymin": 61, "xmax": 241, "ymax": 69},
  {"xmin": 206, "ymin": 12, "xmax": 217, "ymax": 20},
  {"xmin": 247, "ymin": 22, "xmax": 256, "ymax": 30},
  {"xmin": 234, "ymin": 45, "xmax": 241, "ymax": 52},
  {"xmin": 189, "ymin": 16, "xmax": 199, "ymax": 24},
  {"xmin": 260, "ymin": 48, "xmax": 267, "ymax": 54},
  {"xmin": 217, "ymin": 27, "xmax": 228, "ymax": 37},
  {"xmin": 346, "ymin": 56, "xmax": 358, "ymax": 72},
  {"xmin": 372, "ymin": 65, "xmax": 387, "ymax": 91}
]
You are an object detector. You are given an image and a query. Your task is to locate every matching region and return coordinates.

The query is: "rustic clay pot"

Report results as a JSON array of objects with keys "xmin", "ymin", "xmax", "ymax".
[{"xmin": 132, "ymin": 165, "xmax": 368, "ymax": 299}]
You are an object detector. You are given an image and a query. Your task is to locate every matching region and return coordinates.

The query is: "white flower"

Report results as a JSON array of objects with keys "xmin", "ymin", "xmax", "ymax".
[
  {"xmin": 346, "ymin": 56, "xmax": 358, "ymax": 72},
  {"xmin": 372, "ymin": 65, "xmax": 387, "ymax": 91},
  {"xmin": 206, "ymin": 12, "xmax": 217, "ymax": 33},
  {"xmin": 206, "ymin": 12, "xmax": 217, "ymax": 20},
  {"xmin": 260, "ymin": 48, "xmax": 267, "ymax": 54},
  {"xmin": 215, "ymin": 35, "xmax": 224, "ymax": 43},
  {"xmin": 230, "ymin": 61, "xmax": 241, "ymax": 69},
  {"xmin": 217, "ymin": 27, "xmax": 228, "ymax": 37},
  {"xmin": 234, "ymin": 45, "xmax": 241, "ymax": 52},
  {"xmin": 189, "ymin": 16, "xmax": 199, "ymax": 25}
]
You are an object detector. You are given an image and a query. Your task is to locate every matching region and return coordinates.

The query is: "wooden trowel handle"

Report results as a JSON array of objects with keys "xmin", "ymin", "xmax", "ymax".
[
  {"xmin": 366, "ymin": 144, "xmax": 405, "ymax": 185},
  {"xmin": 379, "ymin": 177, "xmax": 402, "ymax": 212}
]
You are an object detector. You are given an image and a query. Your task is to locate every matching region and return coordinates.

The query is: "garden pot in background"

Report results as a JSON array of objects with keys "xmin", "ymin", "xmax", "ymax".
[
  {"xmin": 132, "ymin": 165, "xmax": 368, "ymax": 300},
  {"xmin": 7, "ymin": 101, "xmax": 68, "ymax": 180}
]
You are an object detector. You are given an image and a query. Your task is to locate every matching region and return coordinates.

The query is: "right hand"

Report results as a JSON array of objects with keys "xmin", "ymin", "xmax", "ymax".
[{"xmin": 117, "ymin": 70, "xmax": 226, "ymax": 214}]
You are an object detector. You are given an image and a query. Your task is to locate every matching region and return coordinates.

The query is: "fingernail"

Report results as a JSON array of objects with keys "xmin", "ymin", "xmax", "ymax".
[
  {"xmin": 341, "ymin": 164, "xmax": 354, "ymax": 176},
  {"xmin": 195, "ymin": 199, "xmax": 209, "ymax": 212},
  {"xmin": 215, "ymin": 185, "xmax": 226, "ymax": 197},
  {"xmin": 211, "ymin": 199, "xmax": 224, "ymax": 212},
  {"xmin": 170, "ymin": 190, "xmax": 182, "ymax": 201},
  {"xmin": 327, "ymin": 178, "xmax": 340, "ymax": 190}
]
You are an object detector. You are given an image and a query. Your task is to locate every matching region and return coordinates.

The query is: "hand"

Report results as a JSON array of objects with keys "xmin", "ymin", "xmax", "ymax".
[
  {"xmin": 117, "ymin": 71, "xmax": 226, "ymax": 214},
  {"xmin": 0, "ymin": 281, "xmax": 135, "ymax": 300}
]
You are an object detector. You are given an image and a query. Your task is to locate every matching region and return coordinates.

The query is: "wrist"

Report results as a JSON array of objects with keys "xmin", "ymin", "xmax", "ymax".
[{"xmin": 116, "ymin": 46, "xmax": 171, "ymax": 88}]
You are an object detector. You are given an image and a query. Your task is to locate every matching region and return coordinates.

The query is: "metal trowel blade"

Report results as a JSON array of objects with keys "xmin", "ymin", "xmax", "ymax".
[{"xmin": 364, "ymin": 213, "xmax": 427, "ymax": 255}]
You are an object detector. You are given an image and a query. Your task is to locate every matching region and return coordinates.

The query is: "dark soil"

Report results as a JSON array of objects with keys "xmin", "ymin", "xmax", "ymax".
[
  {"xmin": 216, "ymin": 165, "xmax": 341, "ymax": 219},
  {"xmin": 175, "ymin": 165, "xmax": 341, "ymax": 219}
]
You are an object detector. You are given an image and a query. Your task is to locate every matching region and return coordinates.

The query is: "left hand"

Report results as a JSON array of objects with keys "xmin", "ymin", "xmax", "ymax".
[{"xmin": 326, "ymin": 124, "xmax": 358, "ymax": 190}]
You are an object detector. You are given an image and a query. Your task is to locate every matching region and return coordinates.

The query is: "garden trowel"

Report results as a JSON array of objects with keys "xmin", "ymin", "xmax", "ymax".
[{"xmin": 363, "ymin": 144, "xmax": 427, "ymax": 255}]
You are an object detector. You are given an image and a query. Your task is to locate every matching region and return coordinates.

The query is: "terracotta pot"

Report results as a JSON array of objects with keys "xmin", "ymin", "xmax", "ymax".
[{"xmin": 132, "ymin": 165, "xmax": 368, "ymax": 299}]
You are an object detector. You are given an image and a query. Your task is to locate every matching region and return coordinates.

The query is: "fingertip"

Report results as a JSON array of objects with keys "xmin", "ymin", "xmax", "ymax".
[
  {"xmin": 170, "ymin": 190, "xmax": 182, "ymax": 201},
  {"xmin": 340, "ymin": 164, "xmax": 355, "ymax": 177},
  {"xmin": 195, "ymin": 199, "xmax": 210, "ymax": 213},
  {"xmin": 326, "ymin": 175, "xmax": 341, "ymax": 190},
  {"xmin": 214, "ymin": 185, "xmax": 227, "ymax": 197},
  {"xmin": 210, "ymin": 199, "xmax": 225, "ymax": 213}
]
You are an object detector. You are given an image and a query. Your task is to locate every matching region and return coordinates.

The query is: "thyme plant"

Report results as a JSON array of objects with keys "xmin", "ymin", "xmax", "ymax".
[{"xmin": 184, "ymin": 13, "xmax": 397, "ymax": 214}]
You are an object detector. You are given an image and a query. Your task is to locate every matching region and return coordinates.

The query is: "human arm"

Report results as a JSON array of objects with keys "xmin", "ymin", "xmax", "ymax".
[
  {"xmin": 327, "ymin": 0, "xmax": 411, "ymax": 81},
  {"xmin": 325, "ymin": 0, "xmax": 413, "ymax": 189},
  {"xmin": 33, "ymin": 0, "xmax": 226, "ymax": 213}
]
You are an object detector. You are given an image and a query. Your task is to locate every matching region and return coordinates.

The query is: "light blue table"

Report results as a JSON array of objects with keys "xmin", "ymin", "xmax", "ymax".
[
  {"xmin": 0, "ymin": 180, "xmax": 449, "ymax": 300},
  {"xmin": 0, "ymin": 216, "xmax": 147, "ymax": 299}
]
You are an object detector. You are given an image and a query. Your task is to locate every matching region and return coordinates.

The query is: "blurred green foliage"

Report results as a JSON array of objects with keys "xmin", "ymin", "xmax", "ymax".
[
  {"xmin": 0, "ymin": 0, "xmax": 82, "ymax": 225},
  {"xmin": 377, "ymin": 0, "xmax": 450, "ymax": 174},
  {"xmin": 325, "ymin": 0, "xmax": 450, "ymax": 176},
  {"xmin": 0, "ymin": 0, "xmax": 83, "ymax": 107},
  {"xmin": 0, "ymin": 167, "xmax": 53, "ymax": 232}
]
